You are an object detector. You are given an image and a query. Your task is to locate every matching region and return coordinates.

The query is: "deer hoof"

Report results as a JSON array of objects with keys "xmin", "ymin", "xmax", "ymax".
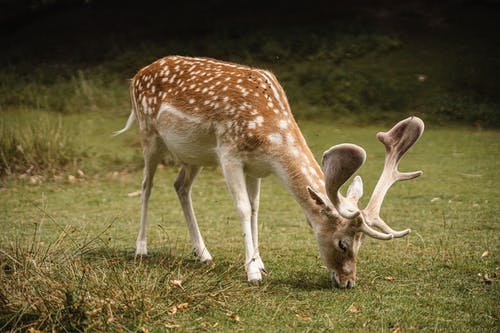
[
  {"xmin": 249, "ymin": 279, "xmax": 261, "ymax": 286},
  {"xmin": 247, "ymin": 262, "xmax": 262, "ymax": 283},
  {"xmin": 135, "ymin": 241, "xmax": 148, "ymax": 256}
]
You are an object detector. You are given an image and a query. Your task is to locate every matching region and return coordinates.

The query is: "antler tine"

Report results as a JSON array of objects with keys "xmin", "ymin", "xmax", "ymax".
[
  {"xmin": 322, "ymin": 144, "xmax": 366, "ymax": 219},
  {"xmin": 362, "ymin": 116, "xmax": 424, "ymax": 238}
]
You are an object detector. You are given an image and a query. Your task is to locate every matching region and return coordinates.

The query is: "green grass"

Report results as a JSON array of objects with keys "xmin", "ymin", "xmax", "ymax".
[{"xmin": 0, "ymin": 113, "xmax": 498, "ymax": 332}]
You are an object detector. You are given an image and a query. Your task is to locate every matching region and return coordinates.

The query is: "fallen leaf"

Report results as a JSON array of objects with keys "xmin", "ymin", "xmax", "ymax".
[
  {"xmin": 384, "ymin": 276, "xmax": 395, "ymax": 281},
  {"xmin": 138, "ymin": 327, "xmax": 149, "ymax": 333},
  {"xmin": 392, "ymin": 328, "xmax": 402, "ymax": 333},
  {"xmin": 348, "ymin": 303, "xmax": 362, "ymax": 314},
  {"xmin": 170, "ymin": 279, "xmax": 184, "ymax": 290},
  {"xmin": 68, "ymin": 175, "xmax": 77, "ymax": 183},
  {"xmin": 481, "ymin": 250, "xmax": 489, "ymax": 258},
  {"xmin": 213, "ymin": 322, "xmax": 220, "ymax": 327},
  {"xmin": 226, "ymin": 311, "xmax": 240, "ymax": 322},
  {"xmin": 176, "ymin": 302, "xmax": 188, "ymax": 310},
  {"xmin": 169, "ymin": 302, "xmax": 189, "ymax": 314},
  {"xmin": 128, "ymin": 190, "xmax": 142, "ymax": 197},
  {"xmin": 295, "ymin": 313, "xmax": 311, "ymax": 321},
  {"xmin": 164, "ymin": 323, "xmax": 181, "ymax": 329},
  {"xmin": 483, "ymin": 274, "xmax": 492, "ymax": 285},
  {"xmin": 430, "ymin": 197, "xmax": 440, "ymax": 203},
  {"xmin": 27, "ymin": 328, "xmax": 42, "ymax": 333},
  {"xmin": 77, "ymin": 169, "xmax": 85, "ymax": 178}
]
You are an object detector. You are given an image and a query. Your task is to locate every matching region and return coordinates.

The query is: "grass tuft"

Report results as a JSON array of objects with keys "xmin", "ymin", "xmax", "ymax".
[
  {"xmin": 0, "ymin": 111, "xmax": 88, "ymax": 177},
  {"xmin": 0, "ymin": 212, "xmax": 249, "ymax": 332}
]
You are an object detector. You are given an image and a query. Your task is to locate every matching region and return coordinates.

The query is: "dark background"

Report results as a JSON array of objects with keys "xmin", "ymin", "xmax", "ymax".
[{"xmin": 1, "ymin": 0, "xmax": 499, "ymax": 126}]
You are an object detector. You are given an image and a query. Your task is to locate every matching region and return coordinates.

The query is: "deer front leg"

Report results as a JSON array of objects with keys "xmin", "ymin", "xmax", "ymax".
[
  {"xmin": 246, "ymin": 175, "xmax": 267, "ymax": 275},
  {"xmin": 174, "ymin": 165, "xmax": 213, "ymax": 263},
  {"xmin": 220, "ymin": 157, "xmax": 262, "ymax": 284}
]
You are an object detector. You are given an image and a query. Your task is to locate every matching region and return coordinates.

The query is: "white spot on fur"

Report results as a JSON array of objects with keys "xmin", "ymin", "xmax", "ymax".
[
  {"xmin": 255, "ymin": 116, "xmax": 264, "ymax": 126},
  {"xmin": 248, "ymin": 121, "xmax": 256, "ymax": 129},
  {"xmin": 189, "ymin": 98, "xmax": 196, "ymax": 104},
  {"xmin": 279, "ymin": 119, "xmax": 288, "ymax": 129},
  {"xmin": 267, "ymin": 133, "xmax": 282, "ymax": 144}
]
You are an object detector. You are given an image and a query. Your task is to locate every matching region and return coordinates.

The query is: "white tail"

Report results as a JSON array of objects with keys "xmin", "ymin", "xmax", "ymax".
[
  {"xmin": 113, "ymin": 110, "xmax": 135, "ymax": 136},
  {"xmin": 115, "ymin": 55, "xmax": 424, "ymax": 288}
]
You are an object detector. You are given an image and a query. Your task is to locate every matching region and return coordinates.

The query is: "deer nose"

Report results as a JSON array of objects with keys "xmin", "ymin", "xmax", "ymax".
[
  {"xmin": 337, "ymin": 279, "xmax": 355, "ymax": 289},
  {"xmin": 331, "ymin": 271, "xmax": 356, "ymax": 289},
  {"xmin": 345, "ymin": 279, "xmax": 355, "ymax": 288}
]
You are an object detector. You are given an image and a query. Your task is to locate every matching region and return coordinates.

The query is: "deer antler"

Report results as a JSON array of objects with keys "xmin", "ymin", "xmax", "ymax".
[
  {"xmin": 322, "ymin": 144, "xmax": 366, "ymax": 219},
  {"xmin": 362, "ymin": 116, "xmax": 425, "ymax": 238}
]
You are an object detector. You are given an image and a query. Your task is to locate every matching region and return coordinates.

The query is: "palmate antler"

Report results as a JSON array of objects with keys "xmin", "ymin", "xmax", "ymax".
[
  {"xmin": 362, "ymin": 116, "xmax": 424, "ymax": 237},
  {"xmin": 321, "ymin": 117, "xmax": 424, "ymax": 240}
]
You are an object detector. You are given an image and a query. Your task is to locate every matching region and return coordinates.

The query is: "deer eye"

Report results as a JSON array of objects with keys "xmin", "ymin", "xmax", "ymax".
[{"xmin": 338, "ymin": 240, "xmax": 348, "ymax": 252}]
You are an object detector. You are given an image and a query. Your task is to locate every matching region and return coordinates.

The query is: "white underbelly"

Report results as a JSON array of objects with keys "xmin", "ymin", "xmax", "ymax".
[
  {"xmin": 159, "ymin": 127, "xmax": 218, "ymax": 166},
  {"xmin": 154, "ymin": 103, "xmax": 275, "ymax": 176},
  {"xmin": 156, "ymin": 105, "xmax": 218, "ymax": 165}
]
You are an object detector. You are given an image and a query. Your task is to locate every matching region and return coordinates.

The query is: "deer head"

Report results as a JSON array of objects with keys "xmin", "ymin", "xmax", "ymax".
[{"xmin": 307, "ymin": 117, "xmax": 424, "ymax": 288}]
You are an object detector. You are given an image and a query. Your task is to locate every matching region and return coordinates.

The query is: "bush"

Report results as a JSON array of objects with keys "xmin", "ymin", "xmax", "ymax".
[
  {"xmin": 0, "ymin": 111, "xmax": 88, "ymax": 176},
  {"xmin": 429, "ymin": 93, "xmax": 500, "ymax": 127},
  {"xmin": 0, "ymin": 68, "xmax": 128, "ymax": 113}
]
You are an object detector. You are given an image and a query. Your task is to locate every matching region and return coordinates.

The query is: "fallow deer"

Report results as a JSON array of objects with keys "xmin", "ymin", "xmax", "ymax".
[{"xmin": 115, "ymin": 55, "xmax": 424, "ymax": 288}]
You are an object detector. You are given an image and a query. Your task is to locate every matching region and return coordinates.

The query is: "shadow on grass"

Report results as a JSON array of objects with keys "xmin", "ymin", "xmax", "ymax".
[
  {"xmin": 80, "ymin": 246, "xmax": 245, "ymax": 278},
  {"xmin": 272, "ymin": 269, "xmax": 334, "ymax": 291}
]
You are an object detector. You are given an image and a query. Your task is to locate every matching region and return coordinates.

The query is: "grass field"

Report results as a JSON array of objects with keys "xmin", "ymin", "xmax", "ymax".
[{"xmin": 0, "ymin": 113, "xmax": 498, "ymax": 332}]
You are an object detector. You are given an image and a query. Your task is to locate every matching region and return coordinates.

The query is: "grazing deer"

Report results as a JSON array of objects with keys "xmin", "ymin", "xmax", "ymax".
[{"xmin": 115, "ymin": 56, "xmax": 424, "ymax": 288}]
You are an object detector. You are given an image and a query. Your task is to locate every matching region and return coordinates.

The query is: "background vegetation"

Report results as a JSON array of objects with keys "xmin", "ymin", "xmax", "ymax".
[{"xmin": 0, "ymin": 0, "xmax": 498, "ymax": 331}]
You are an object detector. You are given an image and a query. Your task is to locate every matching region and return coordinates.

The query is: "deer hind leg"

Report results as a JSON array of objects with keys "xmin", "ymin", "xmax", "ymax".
[
  {"xmin": 136, "ymin": 135, "xmax": 162, "ymax": 256},
  {"xmin": 174, "ymin": 165, "xmax": 213, "ymax": 263},
  {"xmin": 219, "ymin": 157, "xmax": 262, "ymax": 284},
  {"xmin": 246, "ymin": 175, "xmax": 267, "ymax": 275}
]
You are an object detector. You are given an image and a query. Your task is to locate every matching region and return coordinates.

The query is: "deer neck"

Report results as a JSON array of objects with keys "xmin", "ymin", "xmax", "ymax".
[{"xmin": 271, "ymin": 131, "xmax": 329, "ymax": 231}]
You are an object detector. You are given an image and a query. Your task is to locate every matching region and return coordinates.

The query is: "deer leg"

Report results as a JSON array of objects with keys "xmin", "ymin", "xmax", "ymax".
[
  {"xmin": 174, "ymin": 165, "xmax": 213, "ymax": 263},
  {"xmin": 136, "ymin": 136, "xmax": 162, "ymax": 256},
  {"xmin": 246, "ymin": 175, "xmax": 267, "ymax": 275},
  {"xmin": 220, "ymin": 158, "xmax": 262, "ymax": 284}
]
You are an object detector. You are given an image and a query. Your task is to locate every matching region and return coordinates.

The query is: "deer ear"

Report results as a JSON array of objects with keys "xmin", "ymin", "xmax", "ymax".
[
  {"xmin": 307, "ymin": 186, "xmax": 327, "ymax": 208},
  {"xmin": 346, "ymin": 175, "xmax": 363, "ymax": 204}
]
